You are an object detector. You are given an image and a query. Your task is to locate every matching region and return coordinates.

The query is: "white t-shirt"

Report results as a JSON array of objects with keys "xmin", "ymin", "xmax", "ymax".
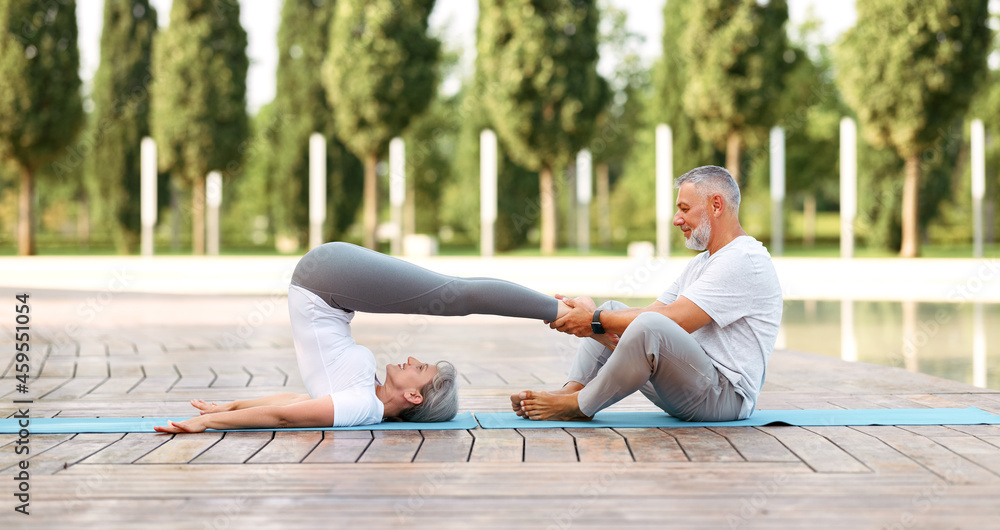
[
  {"xmin": 657, "ymin": 236, "xmax": 783, "ymax": 419},
  {"xmin": 287, "ymin": 284, "xmax": 384, "ymax": 427}
]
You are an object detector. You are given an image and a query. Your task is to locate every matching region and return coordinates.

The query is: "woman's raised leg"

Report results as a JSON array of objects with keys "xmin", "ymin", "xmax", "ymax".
[{"xmin": 291, "ymin": 242, "xmax": 560, "ymax": 321}]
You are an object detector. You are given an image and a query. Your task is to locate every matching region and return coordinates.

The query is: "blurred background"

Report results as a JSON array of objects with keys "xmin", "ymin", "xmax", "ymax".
[{"xmin": 2, "ymin": 0, "xmax": 998, "ymax": 259}]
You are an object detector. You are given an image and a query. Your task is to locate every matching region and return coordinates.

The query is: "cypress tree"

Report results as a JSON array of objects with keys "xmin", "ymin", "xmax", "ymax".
[
  {"xmin": 680, "ymin": 0, "xmax": 790, "ymax": 183},
  {"xmin": 87, "ymin": 0, "xmax": 157, "ymax": 254},
  {"xmin": 323, "ymin": 0, "xmax": 440, "ymax": 250},
  {"xmin": 151, "ymin": 0, "xmax": 249, "ymax": 255},
  {"xmin": 478, "ymin": 0, "xmax": 609, "ymax": 254},
  {"xmin": 272, "ymin": 0, "xmax": 362, "ymax": 250},
  {"xmin": 837, "ymin": 0, "xmax": 991, "ymax": 257},
  {"xmin": 653, "ymin": 0, "xmax": 719, "ymax": 176},
  {"xmin": 0, "ymin": 0, "xmax": 84, "ymax": 255}
]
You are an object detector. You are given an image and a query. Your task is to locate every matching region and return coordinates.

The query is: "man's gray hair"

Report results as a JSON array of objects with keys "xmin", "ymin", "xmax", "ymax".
[
  {"xmin": 398, "ymin": 361, "xmax": 458, "ymax": 423},
  {"xmin": 674, "ymin": 165, "xmax": 741, "ymax": 213}
]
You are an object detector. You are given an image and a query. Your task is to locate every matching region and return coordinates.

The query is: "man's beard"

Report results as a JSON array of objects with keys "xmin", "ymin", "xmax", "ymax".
[{"xmin": 684, "ymin": 211, "xmax": 711, "ymax": 251}]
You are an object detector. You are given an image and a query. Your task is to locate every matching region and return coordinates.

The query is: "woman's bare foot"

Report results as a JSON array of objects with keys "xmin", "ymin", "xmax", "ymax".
[
  {"xmin": 554, "ymin": 296, "xmax": 573, "ymax": 320},
  {"xmin": 190, "ymin": 399, "xmax": 232, "ymax": 415},
  {"xmin": 518, "ymin": 390, "xmax": 592, "ymax": 421}
]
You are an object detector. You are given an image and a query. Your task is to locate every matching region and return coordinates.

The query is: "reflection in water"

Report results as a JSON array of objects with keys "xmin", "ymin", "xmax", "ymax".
[
  {"xmin": 841, "ymin": 298, "xmax": 857, "ymax": 363},
  {"xmin": 782, "ymin": 300, "xmax": 997, "ymax": 391}
]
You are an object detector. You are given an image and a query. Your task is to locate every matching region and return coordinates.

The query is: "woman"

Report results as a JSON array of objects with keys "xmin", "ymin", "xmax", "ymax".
[{"xmin": 155, "ymin": 242, "xmax": 569, "ymax": 433}]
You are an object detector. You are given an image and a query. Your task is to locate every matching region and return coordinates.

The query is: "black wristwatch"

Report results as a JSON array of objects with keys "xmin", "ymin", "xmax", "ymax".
[{"xmin": 591, "ymin": 309, "xmax": 606, "ymax": 334}]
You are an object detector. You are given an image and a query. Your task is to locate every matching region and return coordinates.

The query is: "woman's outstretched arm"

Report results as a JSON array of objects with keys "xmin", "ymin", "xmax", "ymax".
[
  {"xmin": 190, "ymin": 393, "xmax": 312, "ymax": 414},
  {"xmin": 155, "ymin": 395, "xmax": 335, "ymax": 433}
]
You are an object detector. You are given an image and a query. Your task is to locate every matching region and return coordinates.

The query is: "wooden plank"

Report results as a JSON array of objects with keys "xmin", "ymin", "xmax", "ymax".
[
  {"xmin": 88, "ymin": 375, "xmax": 145, "ymax": 396},
  {"xmin": 41, "ymin": 376, "xmax": 107, "ymax": 400},
  {"xmin": 244, "ymin": 364, "xmax": 288, "ymax": 389},
  {"xmin": 356, "ymin": 431, "xmax": 423, "ymax": 463},
  {"xmin": 248, "ymin": 431, "xmax": 322, "ymax": 464},
  {"xmin": 468, "ymin": 427, "xmax": 523, "ymax": 463},
  {"xmin": 569, "ymin": 428, "xmax": 633, "ymax": 463},
  {"xmin": 898, "ymin": 425, "xmax": 969, "ymax": 437},
  {"xmin": 302, "ymin": 431, "xmax": 372, "ymax": 463},
  {"xmin": 209, "ymin": 366, "xmax": 251, "ymax": 388},
  {"xmin": 854, "ymin": 426, "xmax": 998, "ymax": 484},
  {"xmin": 946, "ymin": 424, "xmax": 1000, "ymax": 437},
  {"xmin": 615, "ymin": 428, "xmax": 688, "ymax": 462},
  {"xmin": 759, "ymin": 426, "xmax": 869, "ymax": 473},
  {"xmin": 38, "ymin": 358, "xmax": 75, "ymax": 378},
  {"xmin": 413, "ymin": 429, "xmax": 473, "ymax": 463},
  {"xmin": 171, "ymin": 365, "xmax": 217, "ymax": 389},
  {"xmin": 711, "ymin": 427, "xmax": 801, "ymax": 462},
  {"xmin": 27, "ymin": 433, "xmax": 123, "ymax": 474},
  {"xmin": 191, "ymin": 431, "xmax": 274, "ymax": 464},
  {"xmin": 806, "ymin": 426, "xmax": 927, "ymax": 475},
  {"xmin": 0, "ymin": 434, "xmax": 75, "ymax": 473},
  {"xmin": 519, "ymin": 428, "xmax": 577, "ymax": 463},
  {"xmin": 75, "ymin": 358, "xmax": 109, "ymax": 378},
  {"xmin": 928, "ymin": 435, "xmax": 1000, "ymax": 476},
  {"xmin": 670, "ymin": 427, "xmax": 744, "ymax": 462},
  {"xmin": 79, "ymin": 433, "xmax": 171, "ymax": 464},
  {"xmin": 135, "ymin": 433, "xmax": 224, "ymax": 464},
  {"xmin": 128, "ymin": 377, "xmax": 178, "ymax": 395}
]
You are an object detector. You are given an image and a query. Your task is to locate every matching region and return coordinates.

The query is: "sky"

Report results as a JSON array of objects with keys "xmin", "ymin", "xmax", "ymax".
[{"xmin": 76, "ymin": 0, "xmax": 858, "ymax": 114}]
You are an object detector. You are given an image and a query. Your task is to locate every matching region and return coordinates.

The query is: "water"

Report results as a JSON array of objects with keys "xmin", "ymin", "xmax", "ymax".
[{"xmin": 781, "ymin": 300, "xmax": 1000, "ymax": 391}]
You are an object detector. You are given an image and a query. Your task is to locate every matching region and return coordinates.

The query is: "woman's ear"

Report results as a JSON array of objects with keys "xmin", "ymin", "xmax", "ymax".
[{"xmin": 404, "ymin": 390, "xmax": 424, "ymax": 406}]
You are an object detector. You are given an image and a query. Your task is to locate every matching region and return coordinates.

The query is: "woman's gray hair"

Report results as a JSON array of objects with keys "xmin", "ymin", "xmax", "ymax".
[
  {"xmin": 674, "ymin": 165, "xmax": 741, "ymax": 214},
  {"xmin": 398, "ymin": 361, "xmax": 458, "ymax": 423}
]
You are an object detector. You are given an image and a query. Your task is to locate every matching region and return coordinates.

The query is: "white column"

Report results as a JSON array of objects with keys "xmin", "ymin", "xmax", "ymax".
[
  {"xmin": 655, "ymin": 124, "xmax": 673, "ymax": 257},
  {"xmin": 480, "ymin": 129, "xmax": 498, "ymax": 257},
  {"xmin": 309, "ymin": 133, "xmax": 327, "ymax": 249},
  {"xmin": 576, "ymin": 149, "xmax": 592, "ymax": 254},
  {"xmin": 389, "ymin": 137, "xmax": 405, "ymax": 255},
  {"xmin": 972, "ymin": 119, "xmax": 985, "ymax": 258},
  {"xmin": 205, "ymin": 171, "xmax": 222, "ymax": 256},
  {"xmin": 140, "ymin": 136, "xmax": 157, "ymax": 257},
  {"xmin": 840, "ymin": 298, "xmax": 857, "ymax": 362},
  {"xmin": 770, "ymin": 126, "xmax": 785, "ymax": 256},
  {"xmin": 840, "ymin": 117, "xmax": 857, "ymax": 259}
]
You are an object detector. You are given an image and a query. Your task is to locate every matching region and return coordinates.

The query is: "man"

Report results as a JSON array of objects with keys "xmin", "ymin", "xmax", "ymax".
[{"xmin": 514, "ymin": 165, "xmax": 782, "ymax": 422}]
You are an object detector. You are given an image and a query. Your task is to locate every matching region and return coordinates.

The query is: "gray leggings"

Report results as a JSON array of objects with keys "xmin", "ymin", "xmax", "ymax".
[
  {"xmin": 291, "ymin": 242, "xmax": 558, "ymax": 321},
  {"xmin": 570, "ymin": 300, "xmax": 745, "ymax": 421}
]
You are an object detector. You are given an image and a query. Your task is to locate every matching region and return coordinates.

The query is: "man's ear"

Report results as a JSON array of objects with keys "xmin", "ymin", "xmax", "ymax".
[
  {"xmin": 404, "ymin": 390, "xmax": 424, "ymax": 406},
  {"xmin": 711, "ymin": 194, "xmax": 725, "ymax": 216}
]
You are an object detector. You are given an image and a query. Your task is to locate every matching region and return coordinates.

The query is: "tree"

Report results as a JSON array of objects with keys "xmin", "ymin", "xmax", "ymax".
[
  {"xmin": 680, "ymin": 0, "xmax": 790, "ymax": 184},
  {"xmin": 440, "ymin": 69, "xmax": 542, "ymax": 251},
  {"xmin": 86, "ymin": 0, "xmax": 157, "ymax": 254},
  {"xmin": 478, "ymin": 0, "xmax": 609, "ymax": 254},
  {"xmin": 653, "ymin": 0, "xmax": 719, "ymax": 178},
  {"xmin": 837, "ymin": 0, "xmax": 990, "ymax": 257},
  {"xmin": 0, "ymin": 0, "xmax": 84, "ymax": 255},
  {"xmin": 151, "ymin": 0, "xmax": 249, "ymax": 255},
  {"xmin": 323, "ymin": 0, "xmax": 440, "ymax": 250},
  {"xmin": 272, "ymin": 0, "xmax": 362, "ymax": 250}
]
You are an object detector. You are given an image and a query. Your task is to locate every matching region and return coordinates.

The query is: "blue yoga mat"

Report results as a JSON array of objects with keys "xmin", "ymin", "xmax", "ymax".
[
  {"xmin": 475, "ymin": 407, "xmax": 1000, "ymax": 429},
  {"xmin": 0, "ymin": 411, "xmax": 478, "ymax": 434}
]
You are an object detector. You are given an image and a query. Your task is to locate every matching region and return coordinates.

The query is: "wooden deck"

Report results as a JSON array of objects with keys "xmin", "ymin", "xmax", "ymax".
[{"xmin": 2, "ymin": 291, "xmax": 1000, "ymax": 528}]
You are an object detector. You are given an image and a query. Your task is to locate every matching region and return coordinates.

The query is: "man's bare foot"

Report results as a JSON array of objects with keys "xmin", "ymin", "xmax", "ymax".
[
  {"xmin": 511, "ymin": 382, "xmax": 584, "ymax": 417},
  {"xmin": 518, "ymin": 390, "xmax": 592, "ymax": 421},
  {"xmin": 190, "ymin": 399, "xmax": 232, "ymax": 415}
]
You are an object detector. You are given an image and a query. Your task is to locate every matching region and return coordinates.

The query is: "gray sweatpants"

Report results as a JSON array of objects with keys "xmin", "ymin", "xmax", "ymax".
[
  {"xmin": 570, "ymin": 301, "xmax": 744, "ymax": 421},
  {"xmin": 291, "ymin": 242, "xmax": 558, "ymax": 321}
]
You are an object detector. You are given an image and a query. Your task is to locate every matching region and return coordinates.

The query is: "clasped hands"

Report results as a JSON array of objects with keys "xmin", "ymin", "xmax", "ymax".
[{"xmin": 547, "ymin": 294, "xmax": 620, "ymax": 349}]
